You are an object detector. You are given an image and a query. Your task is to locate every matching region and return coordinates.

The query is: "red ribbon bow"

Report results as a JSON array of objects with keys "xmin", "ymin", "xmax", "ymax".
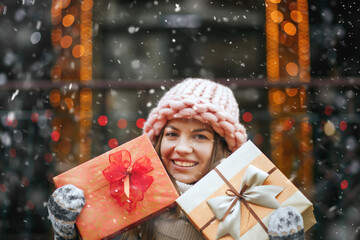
[{"xmin": 102, "ymin": 150, "xmax": 154, "ymax": 212}]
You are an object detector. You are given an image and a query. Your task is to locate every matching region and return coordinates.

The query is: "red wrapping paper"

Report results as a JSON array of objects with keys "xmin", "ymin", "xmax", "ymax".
[{"xmin": 53, "ymin": 135, "xmax": 179, "ymax": 240}]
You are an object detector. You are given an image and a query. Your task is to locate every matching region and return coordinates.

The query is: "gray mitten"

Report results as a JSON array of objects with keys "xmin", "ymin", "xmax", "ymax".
[
  {"xmin": 268, "ymin": 206, "xmax": 305, "ymax": 240},
  {"xmin": 47, "ymin": 184, "xmax": 86, "ymax": 240}
]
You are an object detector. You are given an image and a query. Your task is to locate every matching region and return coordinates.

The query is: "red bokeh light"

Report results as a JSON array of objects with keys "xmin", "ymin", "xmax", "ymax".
[
  {"xmin": 136, "ymin": 118, "xmax": 146, "ymax": 129},
  {"xmin": 324, "ymin": 105, "xmax": 333, "ymax": 116},
  {"xmin": 117, "ymin": 119, "xmax": 127, "ymax": 129},
  {"xmin": 340, "ymin": 180, "xmax": 348, "ymax": 190},
  {"xmin": 31, "ymin": 112, "xmax": 39, "ymax": 123},
  {"xmin": 9, "ymin": 148, "xmax": 16, "ymax": 158},
  {"xmin": 26, "ymin": 200, "xmax": 35, "ymax": 210},
  {"xmin": 242, "ymin": 112, "xmax": 253, "ymax": 123},
  {"xmin": 45, "ymin": 109, "xmax": 53, "ymax": 119},
  {"xmin": 98, "ymin": 115, "xmax": 108, "ymax": 126},
  {"xmin": 0, "ymin": 184, "xmax": 6, "ymax": 193},
  {"xmin": 44, "ymin": 153, "xmax": 53, "ymax": 163},
  {"xmin": 51, "ymin": 131, "xmax": 60, "ymax": 141},
  {"xmin": 254, "ymin": 134, "xmax": 264, "ymax": 145},
  {"xmin": 283, "ymin": 117, "xmax": 296, "ymax": 131},
  {"xmin": 108, "ymin": 138, "xmax": 118, "ymax": 149},
  {"xmin": 339, "ymin": 121, "xmax": 347, "ymax": 131}
]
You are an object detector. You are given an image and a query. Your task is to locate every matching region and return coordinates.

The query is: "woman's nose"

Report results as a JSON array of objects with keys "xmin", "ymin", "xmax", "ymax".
[{"xmin": 174, "ymin": 137, "xmax": 193, "ymax": 154}]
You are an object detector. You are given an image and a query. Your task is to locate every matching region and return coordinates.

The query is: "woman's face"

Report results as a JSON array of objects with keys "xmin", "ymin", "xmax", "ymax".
[{"xmin": 160, "ymin": 118, "xmax": 215, "ymax": 184}]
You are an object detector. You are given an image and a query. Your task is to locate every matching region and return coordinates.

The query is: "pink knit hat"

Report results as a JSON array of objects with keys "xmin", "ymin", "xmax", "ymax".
[{"xmin": 143, "ymin": 78, "xmax": 247, "ymax": 152}]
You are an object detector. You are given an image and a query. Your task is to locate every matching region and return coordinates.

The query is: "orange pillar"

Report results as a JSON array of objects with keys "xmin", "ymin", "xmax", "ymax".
[
  {"xmin": 265, "ymin": 0, "xmax": 313, "ymax": 195},
  {"xmin": 50, "ymin": 0, "xmax": 93, "ymax": 166}
]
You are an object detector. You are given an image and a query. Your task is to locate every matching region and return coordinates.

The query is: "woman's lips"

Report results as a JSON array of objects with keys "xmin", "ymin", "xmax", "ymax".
[{"xmin": 172, "ymin": 159, "xmax": 198, "ymax": 167}]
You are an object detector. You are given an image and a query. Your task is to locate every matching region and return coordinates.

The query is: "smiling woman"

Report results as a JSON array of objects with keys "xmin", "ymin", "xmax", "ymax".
[{"xmin": 47, "ymin": 79, "xmax": 305, "ymax": 240}]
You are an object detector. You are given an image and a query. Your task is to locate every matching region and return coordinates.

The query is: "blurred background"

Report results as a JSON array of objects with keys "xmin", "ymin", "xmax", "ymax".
[{"xmin": 0, "ymin": 0, "xmax": 359, "ymax": 239}]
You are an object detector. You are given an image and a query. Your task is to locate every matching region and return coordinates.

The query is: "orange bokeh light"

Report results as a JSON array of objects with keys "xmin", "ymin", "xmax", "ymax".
[
  {"xmin": 51, "ymin": 28, "xmax": 62, "ymax": 43},
  {"xmin": 62, "ymin": 14, "xmax": 75, "ymax": 27},
  {"xmin": 271, "ymin": 10, "xmax": 283, "ymax": 23},
  {"xmin": 272, "ymin": 90, "xmax": 286, "ymax": 105},
  {"xmin": 290, "ymin": 10, "xmax": 303, "ymax": 23},
  {"xmin": 81, "ymin": 0, "xmax": 93, "ymax": 11},
  {"xmin": 60, "ymin": 0, "xmax": 71, "ymax": 9},
  {"xmin": 72, "ymin": 44, "xmax": 85, "ymax": 58},
  {"xmin": 289, "ymin": 1, "xmax": 297, "ymax": 11},
  {"xmin": 269, "ymin": 0, "xmax": 281, "ymax": 3},
  {"xmin": 50, "ymin": 89, "xmax": 61, "ymax": 106},
  {"xmin": 285, "ymin": 88, "xmax": 299, "ymax": 97},
  {"xmin": 68, "ymin": 6, "xmax": 79, "ymax": 16},
  {"xmin": 284, "ymin": 22, "xmax": 297, "ymax": 36},
  {"xmin": 64, "ymin": 98, "xmax": 74, "ymax": 110},
  {"xmin": 50, "ymin": 65, "xmax": 62, "ymax": 80},
  {"xmin": 60, "ymin": 35, "xmax": 72, "ymax": 48},
  {"xmin": 286, "ymin": 62, "xmax": 299, "ymax": 76}
]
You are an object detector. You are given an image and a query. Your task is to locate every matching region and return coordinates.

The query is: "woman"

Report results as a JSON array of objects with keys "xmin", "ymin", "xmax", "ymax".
[{"xmin": 48, "ymin": 78, "xmax": 304, "ymax": 240}]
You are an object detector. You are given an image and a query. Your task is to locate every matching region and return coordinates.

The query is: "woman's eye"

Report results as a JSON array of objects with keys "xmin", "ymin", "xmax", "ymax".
[
  {"xmin": 194, "ymin": 134, "xmax": 208, "ymax": 140},
  {"xmin": 165, "ymin": 132, "xmax": 178, "ymax": 137}
]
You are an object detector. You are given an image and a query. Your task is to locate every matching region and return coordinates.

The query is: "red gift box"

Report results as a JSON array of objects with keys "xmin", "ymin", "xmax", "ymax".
[{"xmin": 53, "ymin": 135, "xmax": 179, "ymax": 240}]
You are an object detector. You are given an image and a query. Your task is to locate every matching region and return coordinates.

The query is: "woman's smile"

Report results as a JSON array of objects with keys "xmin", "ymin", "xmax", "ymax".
[{"xmin": 172, "ymin": 159, "xmax": 198, "ymax": 168}]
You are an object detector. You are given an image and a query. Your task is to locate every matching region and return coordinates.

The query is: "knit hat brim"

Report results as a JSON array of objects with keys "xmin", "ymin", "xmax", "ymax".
[{"xmin": 143, "ymin": 79, "xmax": 247, "ymax": 152}]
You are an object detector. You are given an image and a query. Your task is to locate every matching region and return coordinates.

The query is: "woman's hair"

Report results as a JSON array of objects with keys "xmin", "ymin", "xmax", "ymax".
[{"xmin": 120, "ymin": 129, "xmax": 230, "ymax": 240}]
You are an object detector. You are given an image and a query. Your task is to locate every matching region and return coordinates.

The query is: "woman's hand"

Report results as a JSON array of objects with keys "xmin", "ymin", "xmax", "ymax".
[{"xmin": 47, "ymin": 184, "xmax": 85, "ymax": 240}]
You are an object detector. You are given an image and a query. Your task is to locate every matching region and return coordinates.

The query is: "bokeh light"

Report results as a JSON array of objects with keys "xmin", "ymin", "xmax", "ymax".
[
  {"xmin": 60, "ymin": 0, "xmax": 71, "ymax": 9},
  {"xmin": 98, "ymin": 115, "xmax": 108, "ymax": 126},
  {"xmin": 62, "ymin": 14, "xmax": 75, "ymax": 27},
  {"xmin": 49, "ymin": 89, "xmax": 61, "ymax": 107},
  {"xmin": 81, "ymin": 0, "xmax": 93, "ymax": 11},
  {"xmin": 44, "ymin": 153, "xmax": 53, "ymax": 163},
  {"xmin": 283, "ymin": 117, "xmax": 295, "ymax": 131},
  {"xmin": 117, "ymin": 119, "xmax": 127, "ymax": 129},
  {"xmin": 290, "ymin": 10, "xmax": 303, "ymax": 23},
  {"xmin": 108, "ymin": 138, "xmax": 118, "ymax": 149},
  {"xmin": 340, "ymin": 180, "xmax": 348, "ymax": 190},
  {"xmin": 272, "ymin": 90, "xmax": 286, "ymax": 105},
  {"xmin": 286, "ymin": 62, "xmax": 299, "ymax": 76},
  {"xmin": 9, "ymin": 148, "xmax": 16, "ymax": 158},
  {"xmin": 324, "ymin": 121, "xmax": 336, "ymax": 136},
  {"xmin": 254, "ymin": 134, "xmax": 264, "ymax": 145},
  {"xmin": 285, "ymin": 88, "xmax": 298, "ymax": 97},
  {"xmin": 284, "ymin": 22, "xmax": 297, "ymax": 36},
  {"xmin": 51, "ymin": 64, "xmax": 62, "ymax": 80},
  {"xmin": 31, "ymin": 112, "xmax": 39, "ymax": 123},
  {"xmin": 136, "ymin": 118, "xmax": 146, "ymax": 129},
  {"xmin": 324, "ymin": 105, "xmax": 333, "ymax": 116},
  {"xmin": 72, "ymin": 44, "xmax": 85, "ymax": 58},
  {"xmin": 60, "ymin": 35, "xmax": 73, "ymax": 48},
  {"xmin": 242, "ymin": 112, "xmax": 253, "ymax": 123},
  {"xmin": 340, "ymin": 121, "xmax": 347, "ymax": 131},
  {"xmin": 271, "ymin": 10, "xmax": 283, "ymax": 23},
  {"xmin": 64, "ymin": 97, "xmax": 74, "ymax": 110},
  {"xmin": 51, "ymin": 131, "xmax": 60, "ymax": 141},
  {"xmin": 51, "ymin": 28, "xmax": 62, "ymax": 43}
]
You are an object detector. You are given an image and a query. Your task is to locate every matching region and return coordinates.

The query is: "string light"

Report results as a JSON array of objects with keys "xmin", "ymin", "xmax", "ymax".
[
  {"xmin": 117, "ymin": 119, "xmax": 128, "ymax": 129},
  {"xmin": 286, "ymin": 62, "xmax": 299, "ymax": 76},
  {"xmin": 136, "ymin": 118, "xmax": 146, "ymax": 129},
  {"xmin": 62, "ymin": 14, "xmax": 75, "ymax": 27}
]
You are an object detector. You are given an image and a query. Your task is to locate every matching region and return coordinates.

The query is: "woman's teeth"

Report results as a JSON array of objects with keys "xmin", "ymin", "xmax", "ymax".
[{"xmin": 173, "ymin": 160, "xmax": 196, "ymax": 167}]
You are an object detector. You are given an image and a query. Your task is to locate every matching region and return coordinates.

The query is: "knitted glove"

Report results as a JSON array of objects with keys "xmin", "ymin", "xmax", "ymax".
[
  {"xmin": 268, "ymin": 207, "xmax": 304, "ymax": 240},
  {"xmin": 47, "ymin": 184, "xmax": 86, "ymax": 240}
]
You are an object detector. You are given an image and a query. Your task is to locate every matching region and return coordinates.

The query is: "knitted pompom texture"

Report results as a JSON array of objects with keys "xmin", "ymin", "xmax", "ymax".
[{"xmin": 143, "ymin": 78, "xmax": 247, "ymax": 152}]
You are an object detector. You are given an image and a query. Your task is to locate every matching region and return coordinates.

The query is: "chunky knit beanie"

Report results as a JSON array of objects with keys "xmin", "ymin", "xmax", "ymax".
[{"xmin": 143, "ymin": 78, "xmax": 247, "ymax": 152}]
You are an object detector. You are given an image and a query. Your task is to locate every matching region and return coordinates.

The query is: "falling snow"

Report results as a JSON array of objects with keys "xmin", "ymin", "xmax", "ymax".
[{"xmin": 0, "ymin": 0, "xmax": 359, "ymax": 239}]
